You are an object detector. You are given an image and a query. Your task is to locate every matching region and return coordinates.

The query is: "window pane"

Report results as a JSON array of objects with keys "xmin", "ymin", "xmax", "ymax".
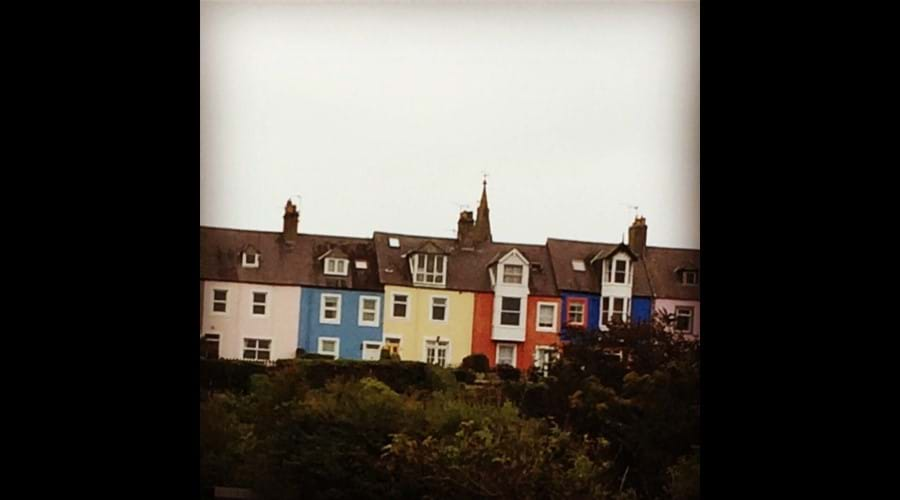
[
  {"xmin": 258, "ymin": 350, "xmax": 270, "ymax": 360},
  {"xmin": 501, "ymin": 312, "xmax": 520, "ymax": 325},
  {"xmin": 244, "ymin": 339, "xmax": 256, "ymax": 348},
  {"xmin": 213, "ymin": 302, "xmax": 226, "ymax": 312},
  {"xmin": 253, "ymin": 305, "xmax": 266, "ymax": 315},
  {"xmin": 253, "ymin": 292, "xmax": 266, "ymax": 303},
  {"xmin": 393, "ymin": 303, "xmax": 407, "ymax": 317},
  {"xmin": 327, "ymin": 260, "xmax": 335, "ymax": 272},
  {"xmin": 395, "ymin": 295, "xmax": 407, "ymax": 304},
  {"xmin": 325, "ymin": 297, "xmax": 337, "ymax": 308},
  {"xmin": 615, "ymin": 261, "xmax": 626, "ymax": 272},
  {"xmin": 426, "ymin": 255, "xmax": 434, "ymax": 272},
  {"xmin": 243, "ymin": 350, "xmax": 255, "ymax": 359},
  {"xmin": 503, "ymin": 265, "xmax": 523, "ymax": 284},
  {"xmin": 322, "ymin": 340, "xmax": 336, "ymax": 352},
  {"xmin": 435, "ymin": 274, "xmax": 444, "ymax": 284},
  {"xmin": 432, "ymin": 306, "xmax": 445, "ymax": 321},
  {"xmin": 539, "ymin": 305, "xmax": 554, "ymax": 327},
  {"xmin": 325, "ymin": 309, "xmax": 336, "ymax": 319},
  {"xmin": 501, "ymin": 297, "xmax": 520, "ymax": 311},
  {"xmin": 214, "ymin": 290, "xmax": 227, "ymax": 301},
  {"xmin": 436, "ymin": 256, "xmax": 444, "ymax": 272},
  {"xmin": 258, "ymin": 340, "xmax": 271, "ymax": 349},
  {"xmin": 434, "ymin": 298, "xmax": 447, "ymax": 305},
  {"xmin": 363, "ymin": 298, "xmax": 376, "ymax": 310},
  {"xmin": 363, "ymin": 311, "xmax": 375, "ymax": 321},
  {"xmin": 416, "ymin": 273, "xmax": 425, "ymax": 282},
  {"xmin": 613, "ymin": 298, "xmax": 624, "ymax": 313}
]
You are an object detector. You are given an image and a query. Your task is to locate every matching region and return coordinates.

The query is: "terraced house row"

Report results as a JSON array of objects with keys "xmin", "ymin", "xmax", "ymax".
[{"xmin": 200, "ymin": 183, "xmax": 699, "ymax": 370}]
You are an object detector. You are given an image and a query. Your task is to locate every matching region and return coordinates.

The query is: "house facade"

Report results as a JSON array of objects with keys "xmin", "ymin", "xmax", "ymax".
[
  {"xmin": 199, "ymin": 201, "xmax": 305, "ymax": 361},
  {"xmin": 199, "ymin": 188, "xmax": 699, "ymax": 366},
  {"xmin": 296, "ymin": 235, "xmax": 384, "ymax": 360}
]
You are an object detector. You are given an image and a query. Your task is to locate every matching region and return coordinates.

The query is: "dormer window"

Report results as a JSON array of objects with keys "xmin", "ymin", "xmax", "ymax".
[
  {"xmin": 325, "ymin": 258, "xmax": 349, "ymax": 276},
  {"xmin": 411, "ymin": 253, "xmax": 447, "ymax": 286},
  {"xmin": 682, "ymin": 271, "xmax": 698, "ymax": 285},
  {"xmin": 571, "ymin": 260, "xmax": 586, "ymax": 272},
  {"xmin": 354, "ymin": 259, "xmax": 368, "ymax": 270},
  {"xmin": 388, "ymin": 237, "xmax": 400, "ymax": 248},
  {"xmin": 502, "ymin": 264, "xmax": 523, "ymax": 284},
  {"xmin": 242, "ymin": 252, "xmax": 259, "ymax": 268},
  {"xmin": 603, "ymin": 258, "xmax": 632, "ymax": 285}
]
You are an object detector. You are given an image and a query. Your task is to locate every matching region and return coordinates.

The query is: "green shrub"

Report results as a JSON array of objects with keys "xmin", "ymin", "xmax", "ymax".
[
  {"xmin": 453, "ymin": 369, "xmax": 476, "ymax": 384},
  {"xmin": 461, "ymin": 353, "xmax": 490, "ymax": 373},
  {"xmin": 496, "ymin": 364, "xmax": 521, "ymax": 382},
  {"xmin": 200, "ymin": 359, "xmax": 269, "ymax": 394}
]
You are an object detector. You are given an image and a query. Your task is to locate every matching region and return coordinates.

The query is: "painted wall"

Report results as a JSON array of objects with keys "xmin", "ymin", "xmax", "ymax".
[
  {"xmin": 560, "ymin": 292, "xmax": 601, "ymax": 339},
  {"xmin": 654, "ymin": 298, "xmax": 700, "ymax": 337},
  {"xmin": 382, "ymin": 285, "xmax": 474, "ymax": 366},
  {"xmin": 632, "ymin": 297, "xmax": 653, "ymax": 324},
  {"xmin": 200, "ymin": 280, "xmax": 301, "ymax": 360},
  {"xmin": 471, "ymin": 294, "xmax": 562, "ymax": 369},
  {"xmin": 520, "ymin": 295, "xmax": 563, "ymax": 369},
  {"xmin": 299, "ymin": 288, "xmax": 384, "ymax": 359}
]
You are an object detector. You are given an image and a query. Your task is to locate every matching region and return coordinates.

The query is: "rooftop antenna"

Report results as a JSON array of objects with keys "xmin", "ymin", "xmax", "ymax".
[{"xmin": 621, "ymin": 203, "xmax": 639, "ymax": 220}]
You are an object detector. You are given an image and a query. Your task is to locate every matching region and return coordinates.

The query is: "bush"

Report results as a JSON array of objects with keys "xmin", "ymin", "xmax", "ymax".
[
  {"xmin": 461, "ymin": 353, "xmax": 490, "ymax": 373},
  {"xmin": 496, "ymin": 364, "xmax": 521, "ymax": 382},
  {"xmin": 453, "ymin": 369, "xmax": 476, "ymax": 384},
  {"xmin": 200, "ymin": 359, "xmax": 269, "ymax": 394}
]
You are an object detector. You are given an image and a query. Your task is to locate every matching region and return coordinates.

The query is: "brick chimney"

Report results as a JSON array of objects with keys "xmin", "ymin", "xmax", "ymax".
[
  {"xmin": 628, "ymin": 216, "xmax": 647, "ymax": 257},
  {"xmin": 457, "ymin": 210, "xmax": 475, "ymax": 249},
  {"xmin": 283, "ymin": 199, "xmax": 299, "ymax": 244}
]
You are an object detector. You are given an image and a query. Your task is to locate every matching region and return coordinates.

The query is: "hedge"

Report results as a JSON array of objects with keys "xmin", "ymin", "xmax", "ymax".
[
  {"xmin": 200, "ymin": 359, "xmax": 269, "ymax": 394},
  {"xmin": 460, "ymin": 353, "xmax": 490, "ymax": 373}
]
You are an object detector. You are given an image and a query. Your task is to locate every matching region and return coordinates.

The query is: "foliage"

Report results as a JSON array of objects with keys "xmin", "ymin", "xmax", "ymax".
[
  {"xmin": 495, "ymin": 364, "xmax": 521, "ymax": 382},
  {"xmin": 200, "ymin": 359, "xmax": 269, "ymax": 394},
  {"xmin": 200, "ymin": 320, "xmax": 699, "ymax": 500},
  {"xmin": 461, "ymin": 353, "xmax": 490, "ymax": 373}
]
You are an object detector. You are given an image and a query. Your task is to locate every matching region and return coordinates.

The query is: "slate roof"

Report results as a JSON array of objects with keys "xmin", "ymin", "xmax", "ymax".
[
  {"xmin": 546, "ymin": 237, "xmax": 698, "ymax": 300},
  {"xmin": 200, "ymin": 227, "xmax": 382, "ymax": 291},
  {"xmin": 372, "ymin": 232, "xmax": 558, "ymax": 296}
]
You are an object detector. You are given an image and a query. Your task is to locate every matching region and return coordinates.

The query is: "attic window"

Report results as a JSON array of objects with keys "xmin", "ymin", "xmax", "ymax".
[
  {"xmin": 571, "ymin": 260, "xmax": 586, "ymax": 272},
  {"xmin": 388, "ymin": 237, "xmax": 400, "ymax": 248},
  {"xmin": 355, "ymin": 260, "xmax": 368, "ymax": 270},
  {"xmin": 682, "ymin": 271, "xmax": 698, "ymax": 285},
  {"xmin": 242, "ymin": 252, "xmax": 259, "ymax": 268},
  {"xmin": 325, "ymin": 258, "xmax": 349, "ymax": 276}
]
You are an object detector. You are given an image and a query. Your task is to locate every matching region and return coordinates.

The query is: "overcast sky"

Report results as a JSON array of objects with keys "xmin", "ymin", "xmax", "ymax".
[{"xmin": 200, "ymin": 1, "xmax": 699, "ymax": 249}]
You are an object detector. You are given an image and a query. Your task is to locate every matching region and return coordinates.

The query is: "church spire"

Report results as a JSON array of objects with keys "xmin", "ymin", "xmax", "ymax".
[{"xmin": 473, "ymin": 176, "xmax": 492, "ymax": 244}]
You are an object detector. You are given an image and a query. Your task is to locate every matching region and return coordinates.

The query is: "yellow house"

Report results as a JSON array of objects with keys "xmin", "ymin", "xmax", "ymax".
[{"xmin": 382, "ymin": 285, "xmax": 474, "ymax": 366}]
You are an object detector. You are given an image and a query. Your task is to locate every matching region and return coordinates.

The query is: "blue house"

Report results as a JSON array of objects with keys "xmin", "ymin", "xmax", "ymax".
[{"xmin": 294, "ymin": 235, "xmax": 385, "ymax": 360}]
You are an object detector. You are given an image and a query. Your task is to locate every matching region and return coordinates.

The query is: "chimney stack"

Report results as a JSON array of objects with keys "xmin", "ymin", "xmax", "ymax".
[
  {"xmin": 628, "ymin": 216, "xmax": 647, "ymax": 257},
  {"xmin": 283, "ymin": 199, "xmax": 299, "ymax": 244},
  {"xmin": 457, "ymin": 210, "xmax": 475, "ymax": 248}
]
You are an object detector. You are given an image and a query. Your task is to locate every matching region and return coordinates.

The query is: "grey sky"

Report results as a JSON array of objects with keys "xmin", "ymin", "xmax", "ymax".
[{"xmin": 200, "ymin": 1, "xmax": 699, "ymax": 249}]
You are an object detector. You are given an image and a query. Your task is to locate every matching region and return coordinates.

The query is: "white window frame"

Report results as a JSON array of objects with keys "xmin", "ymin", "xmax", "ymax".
[
  {"xmin": 674, "ymin": 306, "xmax": 694, "ymax": 333},
  {"xmin": 430, "ymin": 295, "xmax": 449, "ymax": 323},
  {"xmin": 250, "ymin": 290, "xmax": 268, "ymax": 317},
  {"xmin": 211, "ymin": 288, "xmax": 229, "ymax": 315},
  {"xmin": 242, "ymin": 252, "xmax": 260, "ymax": 268},
  {"xmin": 324, "ymin": 257, "xmax": 349, "ymax": 276},
  {"xmin": 317, "ymin": 336, "xmax": 340, "ymax": 359},
  {"xmin": 567, "ymin": 300, "xmax": 585, "ymax": 326},
  {"xmin": 390, "ymin": 292, "xmax": 410, "ymax": 320},
  {"xmin": 612, "ymin": 258, "xmax": 628, "ymax": 284},
  {"xmin": 536, "ymin": 301, "xmax": 559, "ymax": 332},
  {"xmin": 241, "ymin": 337, "xmax": 272, "ymax": 361},
  {"xmin": 383, "ymin": 334, "xmax": 402, "ymax": 357},
  {"xmin": 496, "ymin": 343, "xmax": 517, "ymax": 368},
  {"xmin": 362, "ymin": 341, "xmax": 383, "ymax": 360},
  {"xmin": 201, "ymin": 333, "xmax": 221, "ymax": 359},
  {"xmin": 423, "ymin": 337, "xmax": 451, "ymax": 368},
  {"xmin": 319, "ymin": 293, "xmax": 342, "ymax": 325},
  {"xmin": 534, "ymin": 345, "xmax": 558, "ymax": 376},
  {"xmin": 502, "ymin": 264, "xmax": 524, "ymax": 284},
  {"xmin": 571, "ymin": 259, "xmax": 586, "ymax": 272},
  {"xmin": 411, "ymin": 254, "xmax": 448, "ymax": 287},
  {"xmin": 499, "ymin": 296, "xmax": 523, "ymax": 327},
  {"xmin": 682, "ymin": 271, "xmax": 698, "ymax": 286},
  {"xmin": 358, "ymin": 295, "xmax": 381, "ymax": 327}
]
